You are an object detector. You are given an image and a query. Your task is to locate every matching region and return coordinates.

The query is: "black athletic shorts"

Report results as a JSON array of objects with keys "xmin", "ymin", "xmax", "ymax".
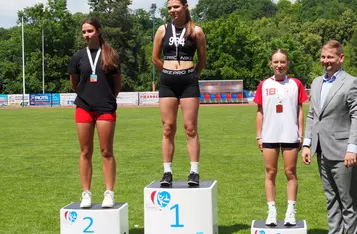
[
  {"xmin": 159, "ymin": 67, "xmax": 200, "ymax": 99},
  {"xmin": 263, "ymin": 142, "xmax": 300, "ymax": 149}
]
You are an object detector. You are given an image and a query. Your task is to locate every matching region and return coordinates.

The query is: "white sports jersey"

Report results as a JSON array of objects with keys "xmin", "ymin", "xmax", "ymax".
[{"xmin": 254, "ymin": 77, "xmax": 308, "ymax": 143}]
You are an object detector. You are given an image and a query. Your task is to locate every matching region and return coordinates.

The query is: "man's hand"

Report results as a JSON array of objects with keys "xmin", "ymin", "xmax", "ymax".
[
  {"xmin": 344, "ymin": 152, "xmax": 357, "ymax": 167},
  {"xmin": 301, "ymin": 147, "xmax": 311, "ymax": 165}
]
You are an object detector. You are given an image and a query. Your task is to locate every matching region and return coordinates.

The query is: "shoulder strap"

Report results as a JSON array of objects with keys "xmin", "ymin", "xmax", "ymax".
[
  {"xmin": 163, "ymin": 23, "xmax": 169, "ymax": 38},
  {"xmin": 166, "ymin": 23, "xmax": 173, "ymax": 37}
]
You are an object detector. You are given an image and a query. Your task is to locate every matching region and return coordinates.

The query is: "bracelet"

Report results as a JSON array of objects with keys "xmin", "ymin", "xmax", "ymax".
[{"xmin": 256, "ymin": 136, "xmax": 262, "ymax": 140}]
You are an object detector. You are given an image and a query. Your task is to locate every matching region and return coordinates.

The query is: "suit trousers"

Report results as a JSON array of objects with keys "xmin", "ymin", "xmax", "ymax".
[{"xmin": 317, "ymin": 153, "xmax": 357, "ymax": 234}]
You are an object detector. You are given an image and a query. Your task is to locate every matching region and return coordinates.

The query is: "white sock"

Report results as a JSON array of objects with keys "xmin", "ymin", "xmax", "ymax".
[
  {"xmin": 287, "ymin": 200, "xmax": 296, "ymax": 211},
  {"xmin": 267, "ymin": 201, "xmax": 276, "ymax": 210},
  {"xmin": 164, "ymin": 163, "xmax": 172, "ymax": 173},
  {"xmin": 190, "ymin": 162, "xmax": 199, "ymax": 174}
]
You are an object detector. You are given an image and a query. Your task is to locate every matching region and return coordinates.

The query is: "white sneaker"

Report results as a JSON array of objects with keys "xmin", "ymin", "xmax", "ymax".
[
  {"xmin": 265, "ymin": 209, "xmax": 277, "ymax": 226},
  {"xmin": 80, "ymin": 190, "xmax": 92, "ymax": 208},
  {"xmin": 284, "ymin": 209, "xmax": 296, "ymax": 226},
  {"xmin": 102, "ymin": 190, "xmax": 115, "ymax": 208}
]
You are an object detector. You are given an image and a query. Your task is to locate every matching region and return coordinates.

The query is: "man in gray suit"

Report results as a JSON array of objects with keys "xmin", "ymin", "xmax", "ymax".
[{"xmin": 302, "ymin": 40, "xmax": 357, "ymax": 234}]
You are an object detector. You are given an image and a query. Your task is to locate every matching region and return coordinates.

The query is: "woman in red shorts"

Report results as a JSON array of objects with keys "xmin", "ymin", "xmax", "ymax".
[{"xmin": 68, "ymin": 18, "xmax": 121, "ymax": 208}]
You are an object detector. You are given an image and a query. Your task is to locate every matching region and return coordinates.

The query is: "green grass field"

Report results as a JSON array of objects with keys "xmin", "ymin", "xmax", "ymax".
[{"xmin": 0, "ymin": 105, "xmax": 328, "ymax": 234}]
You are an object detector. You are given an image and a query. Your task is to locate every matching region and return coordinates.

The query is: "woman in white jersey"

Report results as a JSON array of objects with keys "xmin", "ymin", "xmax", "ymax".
[{"xmin": 253, "ymin": 49, "xmax": 308, "ymax": 226}]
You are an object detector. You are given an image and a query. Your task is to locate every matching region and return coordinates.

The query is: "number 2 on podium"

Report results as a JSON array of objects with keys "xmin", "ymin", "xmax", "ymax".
[
  {"xmin": 83, "ymin": 217, "xmax": 94, "ymax": 233},
  {"xmin": 170, "ymin": 204, "xmax": 184, "ymax": 228}
]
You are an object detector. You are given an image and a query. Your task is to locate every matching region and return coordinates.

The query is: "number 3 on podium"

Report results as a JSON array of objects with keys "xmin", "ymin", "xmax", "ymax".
[{"xmin": 170, "ymin": 204, "xmax": 184, "ymax": 228}]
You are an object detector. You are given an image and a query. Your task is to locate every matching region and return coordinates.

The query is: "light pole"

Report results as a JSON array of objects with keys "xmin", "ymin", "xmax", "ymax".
[
  {"xmin": 41, "ymin": 1, "xmax": 47, "ymax": 94},
  {"xmin": 36, "ymin": 0, "xmax": 46, "ymax": 93},
  {"xmin": 150, "ymin": 3, "xmax": 157, "ymax": 92},
  {"xmin": 21, "ymin": 16, "xmax": 26, "ymax": 107},
  {"xmin": 42, "ymin": 27, "xmax": 45, "ymax": 93}
]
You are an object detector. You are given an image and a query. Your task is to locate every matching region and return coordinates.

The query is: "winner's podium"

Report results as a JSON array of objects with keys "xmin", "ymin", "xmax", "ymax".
[
  {"xmin": 251, "ymin": 220, "xmax": 307, "ymax": 234},
  {"xmin": 144, "ymin": 180, "xmax": 218, "ymax": 234},
  {"xmin": 60, "ymin": 202, "xmax": 129, "ymax": 234}
]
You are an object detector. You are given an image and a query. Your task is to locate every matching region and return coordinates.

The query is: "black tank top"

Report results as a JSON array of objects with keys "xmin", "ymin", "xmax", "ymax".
[{"xmin": 162, "ymin": 23, "xmax": 196, "ymax": 61}]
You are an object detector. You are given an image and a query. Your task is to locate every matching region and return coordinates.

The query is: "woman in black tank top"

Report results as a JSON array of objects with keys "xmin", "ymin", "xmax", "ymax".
[{"xmin": 152, "ymin": 0, "xmax": 207, "ymax": 186}]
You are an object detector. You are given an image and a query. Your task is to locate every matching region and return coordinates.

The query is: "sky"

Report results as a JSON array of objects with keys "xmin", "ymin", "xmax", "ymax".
[{"xmin": 0, "ymin": 0, "xmax": 199, "ymax": 29}]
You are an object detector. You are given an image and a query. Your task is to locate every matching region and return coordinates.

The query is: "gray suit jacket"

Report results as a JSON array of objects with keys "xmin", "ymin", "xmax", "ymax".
[{"xmin": 304, "ymin": 70, "xmax": 357, "ymax": 160}]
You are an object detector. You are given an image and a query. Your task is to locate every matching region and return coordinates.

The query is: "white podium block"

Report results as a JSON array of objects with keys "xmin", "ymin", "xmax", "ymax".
[
  {"xmin": 251, "ymin": 220, "xmax": 307, "ymax": 234},
  {"xmin": 144, "ymin": 180, "xmax": 218, "ymax": 234},
  {"xmin": 60, "ymin": 202, "xmax": 129, "ymax": 234}
]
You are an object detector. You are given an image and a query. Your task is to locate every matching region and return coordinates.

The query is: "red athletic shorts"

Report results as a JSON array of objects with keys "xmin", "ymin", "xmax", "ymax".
[{"xmin": 75, "ymin": 107, "xmax": 116, "ymax": 123}]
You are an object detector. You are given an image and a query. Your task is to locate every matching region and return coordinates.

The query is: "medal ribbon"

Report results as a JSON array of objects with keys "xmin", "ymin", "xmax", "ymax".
[
  {"xmin": 273, "ymin": 75, "xmax": 287, "ymax": 103},
  {"xmin": 171, "ymin": 24, "xmax": 186, "ymax": 57},
  {"xmin": 86, "ymin": 47, "xmax": 101, "ymax": 74}
]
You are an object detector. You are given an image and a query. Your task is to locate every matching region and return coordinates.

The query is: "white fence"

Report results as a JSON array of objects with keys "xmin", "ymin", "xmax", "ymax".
[{"xmin": 0, "ymin": 92, "xmax": 160, "ymax": 107}]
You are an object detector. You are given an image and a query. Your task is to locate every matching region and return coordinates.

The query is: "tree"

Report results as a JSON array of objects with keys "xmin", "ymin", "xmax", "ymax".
[
  {"xmin": 16, "ymin": 0, "xmax": 76, "ymax": 93},
  {"xmin": 1, "ymin": 0, "xmax": 357, "ymax": 94},
  {"xmin": 159, "ymin": 2, "xmax": 170, "ymax": 23},
  {"xmin": 88, "ymin": 0, "xmax": 140, "ymax": 91},
  {"xmin": 344, "ymin": 25, "xmax": 357, "ymax": 77},
  {"xmin": 131, "ymin": 8, "xmax": 163, "ymax": 91},
  {"xmin": 275, "ymin": 0, "xmax": 300, "ymax": 21},
  {"xmin": 192, "ymin": 0, "xmax": 277, "ymax": 22},
  {"xmin": 336, "ymin": 9, "xmax": 357, "ymax": 44},
  {"xmin": 200, "ymin": 14, "xmax": 268, "ymax": 89},
  {"xmin": 0, "ymin": 27, "xmax": 23, "ymax": 93},
  {"xmin": 297, "ymin": 0, "xmax": 347, "ymax": 21}
]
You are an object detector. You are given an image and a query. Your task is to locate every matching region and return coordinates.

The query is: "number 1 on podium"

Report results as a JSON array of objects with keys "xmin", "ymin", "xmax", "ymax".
[{"xmin": 170, "ymin": 204, "xmax": 184, "ymax": 228}]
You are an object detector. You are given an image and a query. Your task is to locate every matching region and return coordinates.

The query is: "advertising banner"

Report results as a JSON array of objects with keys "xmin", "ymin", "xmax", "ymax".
[
  {"xmin": 60, "ymin": 93, "xmax": 77, "ymax": 106},
  {"xmin": 199, "ymin": 80, "xmax": 244, "ymax": 104},
  {"xmin": 0, "ymin": 94, "xmax": 8, "ymax": 106},
  {"xmin": 30, "ymin": 93, "xmax": 60, "ymax": 106},
  {"xmin": 51, "ymin": 93, "xmax": 61, "ymax": 106},
  {"xmin": 243, "ymin": 89, "xmax": 255, "ymax": 103},
  {"xmin": 138, "ymin": 92, "xmax": 159, "ymax": 105},
  {"xmin": 116, "ymin": 92, "xmax": 138, "ymax": 105},
  {"xmin": 8, "ymin": 94, "xmax": 29, "ymax": 106}
]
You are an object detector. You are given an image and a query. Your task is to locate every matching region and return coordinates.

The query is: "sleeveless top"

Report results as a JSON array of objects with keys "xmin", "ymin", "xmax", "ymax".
[{"xmin": 162, "ymin": 23, "xmax": 196, "ymax": 61}]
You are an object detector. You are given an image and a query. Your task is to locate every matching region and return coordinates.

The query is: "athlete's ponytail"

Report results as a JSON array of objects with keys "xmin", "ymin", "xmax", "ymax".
[
  {"xmin": 185, "ymin": 8, "xmax": 195, "ymax": 39},
  {"xmin": 99, "ymin": 35, "xmax": 119, "ymax": 72},
  {"xmin": 82, "ymin": 18, "xmax": 119, "ymax": 72}
]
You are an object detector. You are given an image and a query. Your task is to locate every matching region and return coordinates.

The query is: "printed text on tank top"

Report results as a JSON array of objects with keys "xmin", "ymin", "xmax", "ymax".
[
  {"xmin": 171, "ymin": 24, "xmax": 186, "ymax": 57},
  {"xmin": 162, "ymin": 23, "xmax": 196, "ymax": 61}
]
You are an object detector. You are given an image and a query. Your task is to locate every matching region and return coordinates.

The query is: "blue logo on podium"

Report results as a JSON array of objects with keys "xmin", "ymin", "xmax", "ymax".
[
  {"xmin": 157, "ymin": 191, "xmax": 171, "ymax": 208},
  {"xmin": 64, "ymin": 211, "xmax": 78, "ymax": 224},
  {"xmin": 68, "ymin": 211, "xmax": 77, "ymax": 223}
]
